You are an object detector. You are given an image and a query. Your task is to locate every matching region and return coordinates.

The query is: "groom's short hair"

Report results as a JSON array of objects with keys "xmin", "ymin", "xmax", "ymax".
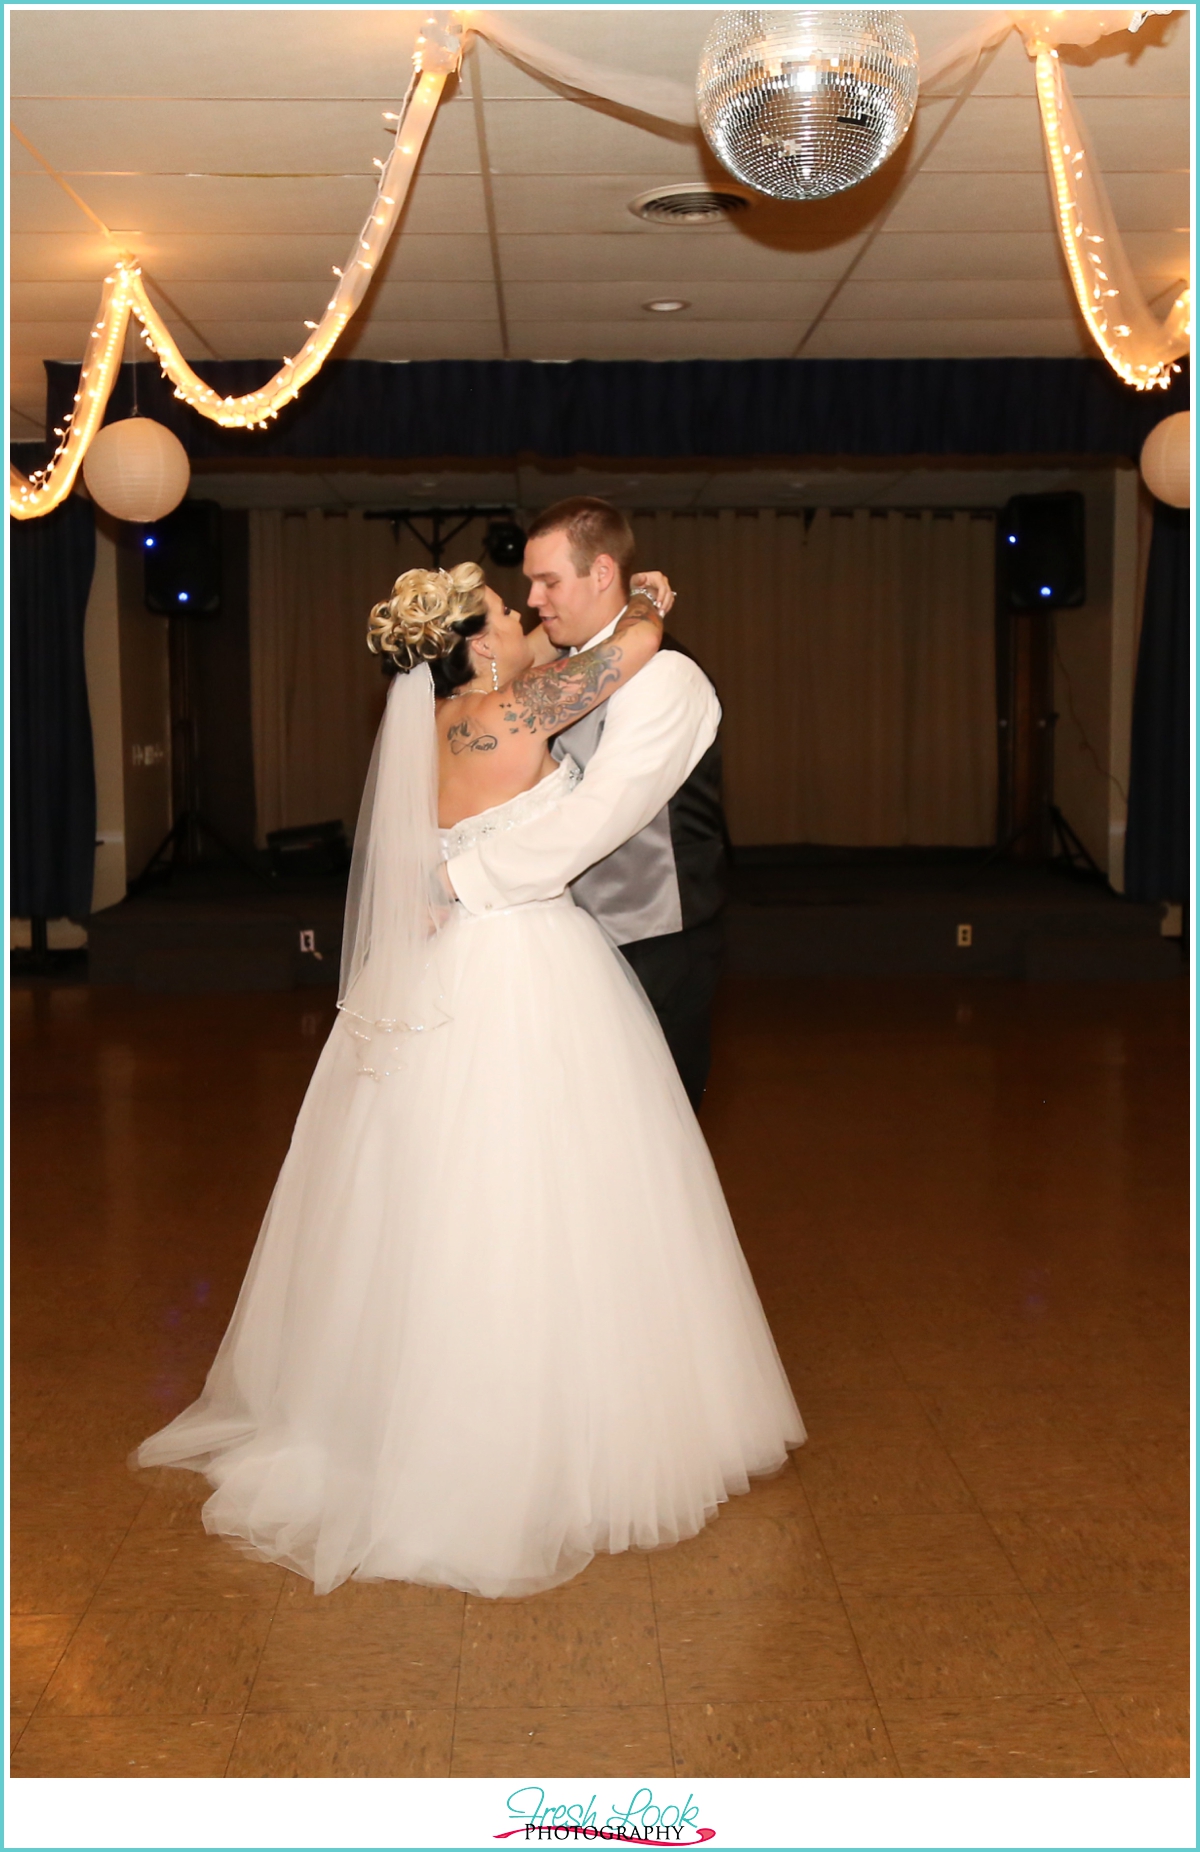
[{"xmin": 526, "ymin": 497, "xmax": 635, "ymax": 594}]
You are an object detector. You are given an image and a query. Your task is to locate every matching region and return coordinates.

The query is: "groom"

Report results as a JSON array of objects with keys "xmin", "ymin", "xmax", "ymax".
[{"xmin": 444, "ymin": 496, "xmax": 728, "ymax": 1108}]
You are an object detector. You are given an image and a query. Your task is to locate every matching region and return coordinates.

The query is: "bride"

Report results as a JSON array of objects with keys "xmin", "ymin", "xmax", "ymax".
[{"xmin": 134, "ymin": 562, "xmax": 805, "ymax": 1599}]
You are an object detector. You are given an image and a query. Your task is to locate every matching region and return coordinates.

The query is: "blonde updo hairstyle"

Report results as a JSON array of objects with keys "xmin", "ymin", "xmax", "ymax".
[{"xmin": 368, "ymin": 563, "xmax": 489, "ymax": 695}]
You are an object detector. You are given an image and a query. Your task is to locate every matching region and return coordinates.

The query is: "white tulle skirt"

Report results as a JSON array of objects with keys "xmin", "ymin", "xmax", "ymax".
[{"xmin": 135, "ymin": 893, "xmax": 805, "ymax": 1598}]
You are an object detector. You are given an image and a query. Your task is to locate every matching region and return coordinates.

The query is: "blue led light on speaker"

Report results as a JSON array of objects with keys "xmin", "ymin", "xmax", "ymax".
[
  {"xmin": 1007, "ymin": 534, "xmax": 1017, "ymax": 544},
  {"xmin": 178, "ymin": 591, "xmax": 189, "ymax": 603},
  {"xmin": 144, "ymin": 536, "xmax": 155, "ymax": 548},
  {"xmin": 1040, "ymin": 585, "xmax": 1052, "ymax": 598}
]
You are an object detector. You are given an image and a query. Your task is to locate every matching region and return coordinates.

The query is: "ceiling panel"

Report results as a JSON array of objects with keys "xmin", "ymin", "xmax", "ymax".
[
  {"xmin": 9, "ymin": 99, "xmax": 478, "ymax": 175},
  {"xmin": 184, "ymin": 320, "xmax": 505, "ymax": 361},
  {"xmin": 9, "ymin": 317, "xmax": 191, "ymax": 358},
  {"xmin": 496, "ymin": 230, "xmax": 875, "ymax": 284},
  {"xmin": 61, "ymin": 173, "xmax": 489, "ymax": 237},
  {"xmin": 855, "ymin": 230, "xmax": 1068, "ymax": 282},
  {"xmin": 503, "ymin": 279, "xmax": 829, "ymax": 323},
  {"xmin": 885, "ymin": 171, "xmax": 1058, "ymax": 234},
  {"xmin": 6, "ymin": 232, "xmax": 497, "ymax": 285},
  {"xmin": 1104, "ymin": 171, "xmax": 1192, "ymax": 225},
  {"xmin": 1060, "ymin": 13, "xmax": 1190, "ymax": 94},
  {"xmin": 826, "ymin": 280, "xmax": 1080, "ymax": 322},
  {"xmin": 146, "ymin": 277, "xmax": 500, "ymax": 323},
  {"xmin": 481, "ymin": 100, "xmax": 712, "ymax": 179},
  {"xmin": 920, "ymin": 97, "xmax": 1050, "ymax": 174},
  {"xmin": 505, "ymin": 322, "xmax": 816, "ymax": 361},
  {"xmin": 1073, "ymin": 95, "xmax": 1191, "ymax": 170},
  {"xmin": 9, "ymin": 8, "xmax": 434, "ymax": 99},
  {"xmin": 800, "ymin": 319, "xmax": 1092, "ymax": 359}
]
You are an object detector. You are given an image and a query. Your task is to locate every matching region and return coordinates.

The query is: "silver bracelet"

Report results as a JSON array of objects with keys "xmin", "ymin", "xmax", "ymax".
[{"xmin": 627, "ymin": 586, "xmax": 664, "ymax": 616}]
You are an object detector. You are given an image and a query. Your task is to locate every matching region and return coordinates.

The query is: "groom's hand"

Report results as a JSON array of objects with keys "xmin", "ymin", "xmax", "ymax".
[{"xmin": 631, "ymin": 571, "xmax": 675, "ymax": 617}]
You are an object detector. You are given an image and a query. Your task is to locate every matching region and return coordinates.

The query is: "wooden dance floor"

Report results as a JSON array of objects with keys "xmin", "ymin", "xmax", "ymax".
[{"xmin": 10, "ymin": 975, "xmax": 1190, "ymax": 1779}]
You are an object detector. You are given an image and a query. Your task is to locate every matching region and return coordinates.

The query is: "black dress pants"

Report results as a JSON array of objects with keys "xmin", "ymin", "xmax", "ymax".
[{"xmin": 618, "ymin": 917, "xmax": 724, "ymax": 1112}]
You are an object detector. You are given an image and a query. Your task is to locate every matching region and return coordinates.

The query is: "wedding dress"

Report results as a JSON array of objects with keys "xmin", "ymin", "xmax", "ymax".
[{"xmin": 135, "ymin": 688, "xmax": 805, "ymax": 1598}]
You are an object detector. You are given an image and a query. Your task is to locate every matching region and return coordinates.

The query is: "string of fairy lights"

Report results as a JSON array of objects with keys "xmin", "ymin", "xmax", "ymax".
[
  {"xmin": 7, "ymin": 8, "xmax": 1192, "ymax": 521},
  {"xmin": 8, "ymin": 16, "xmax": 463, "ymax": 520},
  {"xmin": 1032, "ymin": 42, "xmax": 1189, "ymax": 392}
]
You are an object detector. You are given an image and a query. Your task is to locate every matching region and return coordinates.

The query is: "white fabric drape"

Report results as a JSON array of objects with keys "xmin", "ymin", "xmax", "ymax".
[{"xmin": 632, "ymin": 509, "xmax": 998, "ymax": 847}]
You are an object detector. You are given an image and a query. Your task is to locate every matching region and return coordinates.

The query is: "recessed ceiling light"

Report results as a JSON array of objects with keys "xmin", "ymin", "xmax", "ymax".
[{"xmin": 643, "ymin": 299, "xmax": 689, "ymax": 313}]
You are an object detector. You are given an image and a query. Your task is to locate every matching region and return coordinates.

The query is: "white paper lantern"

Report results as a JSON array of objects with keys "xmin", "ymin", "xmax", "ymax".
[
  {"xmin": 81, "ymin": 417, "xmax": 190, "ymax": 523},
  {"xmin": 1140, "ymin": 412, "xmax": 1191, "ymax": 509}
]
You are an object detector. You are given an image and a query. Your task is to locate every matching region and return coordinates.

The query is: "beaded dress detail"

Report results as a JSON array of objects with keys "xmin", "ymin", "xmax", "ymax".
[{"xmin": 440, "ymin": 755, "xmax": 581, "ymax": 859}]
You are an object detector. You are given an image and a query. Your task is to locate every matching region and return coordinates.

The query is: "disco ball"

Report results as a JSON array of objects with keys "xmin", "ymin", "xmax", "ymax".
[{"xmin": 697, "ymin": 9, "xmax": 920, "ymax": 203}]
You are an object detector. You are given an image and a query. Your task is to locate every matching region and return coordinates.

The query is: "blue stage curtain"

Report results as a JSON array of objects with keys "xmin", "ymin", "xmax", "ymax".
[
  {"xmin": 1124, "ymin": 502, "xmax": 1190, "ymax": 905},
  {"xmin": 10, "ymin": 494, "xmax": 97, "ymax": 919},
  {"xmin": 41, "ymin": 355, "xmax": 1188, "ymax": 465}
]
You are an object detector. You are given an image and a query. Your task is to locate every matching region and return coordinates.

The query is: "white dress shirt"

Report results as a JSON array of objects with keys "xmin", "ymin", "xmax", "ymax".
[{"xmin": 445, "ymin": 614, "xmax": 721, "ymax": 916}]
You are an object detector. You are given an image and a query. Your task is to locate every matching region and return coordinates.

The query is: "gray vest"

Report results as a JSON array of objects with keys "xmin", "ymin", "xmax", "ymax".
[{"xmin": 551, "ymin": 636, "xmax": 728, "ymax": 947}]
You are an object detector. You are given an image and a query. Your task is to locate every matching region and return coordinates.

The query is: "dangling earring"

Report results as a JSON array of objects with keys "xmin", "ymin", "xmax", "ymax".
[{"xmin": 490, "ymin": 657, "xmax": 500, "ymax": 692}]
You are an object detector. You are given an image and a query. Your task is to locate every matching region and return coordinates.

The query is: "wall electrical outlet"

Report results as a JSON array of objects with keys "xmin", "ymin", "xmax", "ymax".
[
  {"xmin": 299, "ymin": 929, "xmax": 323, "ymax": 959},
  {"xmin": 956, "ymin": 923, "xmax": 973, "ymax": 948}
]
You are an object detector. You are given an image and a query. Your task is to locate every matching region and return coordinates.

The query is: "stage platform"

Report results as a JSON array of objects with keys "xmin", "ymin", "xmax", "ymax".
[
  {"xmin": 85, "ymin": 866, "xmax": 347, "ymax": 992},
  {"xmin": 62, "ymin": 849, "xmax": 1183, "ymax": 992},
  {"xmin": 724, "ymin": 850, "xmax": 1182, "ymax": 982}
]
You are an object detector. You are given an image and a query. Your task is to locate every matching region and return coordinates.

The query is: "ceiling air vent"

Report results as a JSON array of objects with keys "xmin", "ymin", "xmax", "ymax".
[{"xmin": 628, "ymin": 183, "xmax": 752, "ymax": 227}]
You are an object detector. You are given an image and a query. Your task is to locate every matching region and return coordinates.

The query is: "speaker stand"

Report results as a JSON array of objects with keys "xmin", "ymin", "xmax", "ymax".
[
  {"xmin": 976, "ymin": 800, "xmax": 1107, "ymax": 885},
  {"xmin": 128, "ymin": 809, "xmax": 270, "ymax": 896}
]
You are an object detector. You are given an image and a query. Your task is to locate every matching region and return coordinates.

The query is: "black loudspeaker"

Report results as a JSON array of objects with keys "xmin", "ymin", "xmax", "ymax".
[
  {"xmin": 143, "ymin": 499, "xmax": 222, "ymax": 616},
  {"xmin": 999, "ymin": 491, "xmax": 1086, "ymax": 612}
]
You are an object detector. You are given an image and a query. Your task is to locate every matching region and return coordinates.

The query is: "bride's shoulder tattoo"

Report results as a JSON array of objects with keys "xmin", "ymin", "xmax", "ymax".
[
  {"xmin": 446, "ymin": 716, "xmax": 498, "ymax": 755},
  {"xmin": 501, "ymin": 641, "xmax": 623, "ymax": 735}
]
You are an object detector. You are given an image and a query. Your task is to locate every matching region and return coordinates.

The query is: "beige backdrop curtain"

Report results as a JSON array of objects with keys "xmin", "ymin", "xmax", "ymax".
[
  {"xmin": 248, "ymin": 509, "xmax": 525, "ymax": 845},
  {"xmin": 633, "ymin": 508, "xmax": 998, "ymax": 846},
  {"xmin": 249, "ymin": 505, "xmax": 997, "ymax": 851}
]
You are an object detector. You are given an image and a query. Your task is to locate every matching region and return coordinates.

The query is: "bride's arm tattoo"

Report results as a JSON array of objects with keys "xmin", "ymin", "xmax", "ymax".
[
  {"xmin": 500, "ymin": 642, "xmax": 624, "ymax": 735},
  {"xmin": 447, "ymin": 717, "xmax": 498, "ymax": 754},
  {"xmin": 498, "ymin": 599, "xmax": 659, "ymax": 737}
]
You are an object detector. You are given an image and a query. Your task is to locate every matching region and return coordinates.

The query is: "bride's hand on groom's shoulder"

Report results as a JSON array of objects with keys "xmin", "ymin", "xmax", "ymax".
[{"xmin": 631, "ymin": 571, "xmax": 675, "ymax": 617}]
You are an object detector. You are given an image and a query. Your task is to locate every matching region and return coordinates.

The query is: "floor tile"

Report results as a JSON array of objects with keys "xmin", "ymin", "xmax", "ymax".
[
  {"xmin": 844, "ymin": 1592, "xmax": 1080, "ymax": 1701},
  {"xmin": 1034, "ymin": 1592, "xmax": 1191, "ymax": 1695},
  {"xmin": 126, "ymin": 1467, "xmax": 214, "ymax": 1532},
  {"xmin": 9, "ymin": 1615, "xmax": 77, "ymax": 1715},
  {"xmin": 228, "ymin": 1708, "xmax": 454, "ymax": 1776},
  {"xmin": 8, "ymin": 1453, "xmax": 150, "ymax": 1528},
  {"xmin": 1089, "ymin": 1692, "xmax": 1192, "ymax": 1777},
  {"xmin": 944, "ymin": 1436, "xmax": 1145, "ymax": 1512},
  {"xmin": 669, "ymin": 1698, "xmax": 896, "ymax": 1776},
  {"xmin": 457, "ymin": 1591, "xmax": 663, "ymax": 1710},
  {"xmin": 988, "ymin": 1509, "xmax": 1189, "ymax": 1598},
  {"xmin": 39, "ymin": 1608, "xmax": 273, "ymax": 1717},
  {"xmin": 648, "ymin": 1506, "xmax": 837, "ymax": 1611},
  {"xmin": 797, "ymin": 1436, "xmax": 976, "ymax": 1520},
  {"xmin": 11, "ymin": 1714, "xmax": 240, "ymax": 1777},
  {"xmin": 9, "ymin": 1529, "xmax": 130, "ymax": 1616},
  {"xmin": 656, "ymin": 1597, "xmax": 871, "ymax": 1704},
  {"xmin": 247, "ymin": 1608, "xmax": 463, "ymax": 1712},
  {"xmin": 277, "ymin": 1569, "xmax": 467, "ymax": 1615},
  {"xmin": 879, "ymin": 1695, "xmax": 1127, "ymax": 1777},
  {"xmin": 450, "ymin": 1705, "xmax": 674, "ymax": 1777},
  {"xmin": 90, "ymin": 1527, "xmax": 285, "ymax": 1610},
  {"xmin": 1101, "ymin": 1429, "xmax": 1191, "ymax": 1517},
  {"xmin": 818, "ymin": 1512, "xmax": 1024, "ymax": 1597}
]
